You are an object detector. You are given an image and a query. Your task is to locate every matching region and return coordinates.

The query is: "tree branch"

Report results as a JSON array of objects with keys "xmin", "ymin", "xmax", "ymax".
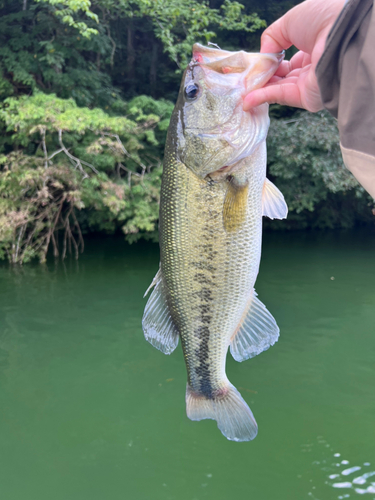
[
  {"xmin": 107, "ymin": 24, "xmax": 116, "ymax": 68},
  {"xmin": 41, "ymin": 127, "xmax": 48, "ymax": 169},
  {"xmin": 58, "ymin": 129, "xmax": 99, "ymax": 178},
  {"xmin": 48, "ymin": 148, "xmax": 63, "ymax": 161}
]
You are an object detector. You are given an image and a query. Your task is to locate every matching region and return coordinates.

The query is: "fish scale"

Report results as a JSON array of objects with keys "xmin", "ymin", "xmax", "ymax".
[
  {"xmin": 143, "ymin": 44, "xmax": 287, "ymax": 441},
  {"xmin": 160, "ymin": 148, "xmax": 264, "ymax": 396}
]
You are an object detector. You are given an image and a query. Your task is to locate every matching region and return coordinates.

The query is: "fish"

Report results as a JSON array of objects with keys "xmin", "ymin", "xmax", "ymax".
[{"xmin": 142, "ymin": 44, "xmax": 287, "ymax": 442}]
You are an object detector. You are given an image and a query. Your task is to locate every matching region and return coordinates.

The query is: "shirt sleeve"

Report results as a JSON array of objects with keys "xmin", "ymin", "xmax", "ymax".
[{"xmin": 316, "ymin": 0, "xmax": 375, "ymax": 198}]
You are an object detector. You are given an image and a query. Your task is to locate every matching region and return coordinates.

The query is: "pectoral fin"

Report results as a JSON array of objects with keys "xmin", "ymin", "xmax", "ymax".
[
  {"xmin": 142, "ymin": 270, "xmax": 179, "ymax": 355},
  {"xmin": 230, "ymin": 290, "xmax": 279, "ymax": 362},
  {"xmin": 262, "ymin": 178, "xmax": 288, "ymax": 220},
  {"xmin": 223, "ymin": 180, "xmax": 249, "ymax": 233}
]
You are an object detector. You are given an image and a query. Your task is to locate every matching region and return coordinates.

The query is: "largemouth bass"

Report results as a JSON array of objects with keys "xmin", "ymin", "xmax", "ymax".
[{"xmin": 143, "ymin": 44, "xmax": 287, "ymax": 442}]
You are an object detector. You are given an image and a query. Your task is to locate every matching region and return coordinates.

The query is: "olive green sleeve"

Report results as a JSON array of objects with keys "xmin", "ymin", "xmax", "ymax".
[{"xmin": 316, "ymin": 0, "xmax": 375, "ymax": 198}]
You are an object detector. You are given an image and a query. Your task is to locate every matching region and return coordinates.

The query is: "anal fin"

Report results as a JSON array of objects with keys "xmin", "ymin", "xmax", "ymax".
[
  {"xmin": 142, "ymin": 270, "xmax": 179, "ymax": 355},
  {"xmin": 230, "ymin": 290, "xmax": 279, "ymax": 362}
]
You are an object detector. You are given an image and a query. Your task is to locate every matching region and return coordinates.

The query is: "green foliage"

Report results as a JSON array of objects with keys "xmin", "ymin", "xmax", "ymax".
[
  {"xmin": 2, "ymin": 92, "xmax": 135, "ymax": 138},
  {"xmin": 35, "ymin": 0, "xmax": 99, "ymax": 37},
  {"xmin": 0, "ymin": 91, "xmax": 172, "ymax": 262},
  {"xmin": 0, "ymin": 2, "xmax": 117, "ymax": 108},
  {"xmin": 132, "ymin": 0, "xmax": 265, "ymax": 69},
  {"xmin": 267, "ymin": 111, "xmax": 374, "ymax": 230},
  {"xmin": 0, "ymin": 0, "xmax": 373, "ymax": 264},
  {"xmin": 36, "ymin": 0, "xmax": 264, "ymax": 68},
  {"xmin": 0, "ymin": 0, "xmax": 265, "ymax": 103},
  {"xmin": 0, "ymin": 153, "xmax": 84, "ymax": 263}
]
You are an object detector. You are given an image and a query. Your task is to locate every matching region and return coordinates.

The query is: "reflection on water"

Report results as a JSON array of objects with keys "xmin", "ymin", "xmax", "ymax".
[
  {"xmin": 307, "ymin": 436, "xmax": 375, "ymax": 498},
  {"xmin": 330, "ymin": 461, "xmax": 375, "ymax": 496}
]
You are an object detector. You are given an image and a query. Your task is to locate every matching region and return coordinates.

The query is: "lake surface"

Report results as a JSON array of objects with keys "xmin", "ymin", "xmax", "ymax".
[{"xmin": 0, "ymin": 230, "xmax": 374, "ymax": 500}]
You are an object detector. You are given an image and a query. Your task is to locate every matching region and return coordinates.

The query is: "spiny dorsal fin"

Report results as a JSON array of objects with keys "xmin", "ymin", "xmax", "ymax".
[
  {"xmin": 262, "ymin": 178, "xmax": 288, "ymax": 220},
  {"xmin": 142, "ymin": 271, "xmax": 179, "ymax": 355},
  {"xmin": 230, "ymin": 290, "xmax": 279, "ymax": 362},
  {"xmin": 223, "ymin": 179, "xmax": 248, "ymax": 233}
]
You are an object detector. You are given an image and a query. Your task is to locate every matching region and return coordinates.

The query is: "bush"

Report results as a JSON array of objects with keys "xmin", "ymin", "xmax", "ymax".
[
  {"xmin": 0, "ymin": 92, "xmax": 173, "ymax": 262},
  {"xmin": 266, "ymin": 110, "xmax": 375, "ymax": 230}
]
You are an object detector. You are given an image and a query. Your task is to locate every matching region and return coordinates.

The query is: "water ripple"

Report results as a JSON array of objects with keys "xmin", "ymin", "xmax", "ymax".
[
  {"xmin": 342, "ymin": 466, "xmax": 362, "ymax": 476},
  {"xmin": 308, "ymin": 437, "xmax": 375, "ymax": 498}
]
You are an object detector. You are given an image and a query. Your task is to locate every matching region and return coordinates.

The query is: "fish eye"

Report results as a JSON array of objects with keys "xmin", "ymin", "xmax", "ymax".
[{"xmin": 184, "ymin": 83, "xmax": 199, "ymax": 101}]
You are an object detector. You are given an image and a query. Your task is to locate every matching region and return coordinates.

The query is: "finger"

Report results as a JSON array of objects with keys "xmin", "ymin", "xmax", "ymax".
[
  {"xmin": 260, "ymin": 22, "xmax": 292, "ymax": 54},
  {"xmin": 243, "ymin": 83, "xmax": 303, "ymax": 110},
  {"xmin": 266, "ymin": 67, "xmax": 306, "ymax": 85},
  {"xmin": 260, "ymin": 0, "xmax": 345, "ymax": 55},
  {"xmin": 277, "ymin": 68, "xmax": 305, "ymax": 79},
  {"xmin": 259, "ymin": 3, "xmax": 304, "ymax": 54},
  {"xmin": 285, "ymin": 70, "xmax": 303, "ymax": 79},
  {"xmin": 273, "ymin": 60, "xmax": 293, "ymax": 78},
  {"xmin": 273, "ymin": 52, "xmax": 310, "ymax": 78},
  {"xmin": 290, "ymin": 51, "xmax": 311, "ymax": 70},
  {"xmin": 267, "ymin": 75, "xmax": 283, "ymax": 84},
  {"xmin": 289, "ymin": 51, "xmax": 308, "ymax": 69},
  {"xmin": 265, "ymin": 76, "xmax": 300, "ymax": 86}
]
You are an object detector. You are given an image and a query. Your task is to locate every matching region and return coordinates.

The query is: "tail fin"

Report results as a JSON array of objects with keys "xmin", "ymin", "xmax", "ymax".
[{"xmin": 186, "ymin": 383, "xmax": 258, "ymax": 442}]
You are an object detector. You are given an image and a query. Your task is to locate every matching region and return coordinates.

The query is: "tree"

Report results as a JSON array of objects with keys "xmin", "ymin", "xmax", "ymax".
[
  {"xmin": 266, "ymin": 111, "xmax": 374, "ymax": 230},
  {"xmin": 0, "ymin": 92, "xmax": 172, "ymax": 262},
  {"xmin": 0, "ymin": 0, "xmax": 373, "ymax": 264}
]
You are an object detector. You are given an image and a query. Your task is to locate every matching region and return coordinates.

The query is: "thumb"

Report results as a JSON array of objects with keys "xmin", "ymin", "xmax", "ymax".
[
  {"xmin": 260, "ymin": 18, "xmax": 293, "ymax": 54},
  {"xmin": 260, "ymin": 0, "xmax": 346, "ymax": 55}
]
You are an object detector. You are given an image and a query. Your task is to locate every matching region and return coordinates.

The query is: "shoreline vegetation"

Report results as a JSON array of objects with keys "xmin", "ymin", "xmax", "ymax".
[{"xmin": 0, "ymin": 0, "xmax": 373, "ymax": 264}]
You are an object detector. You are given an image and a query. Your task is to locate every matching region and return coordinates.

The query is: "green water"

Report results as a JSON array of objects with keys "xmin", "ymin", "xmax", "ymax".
[{"xmin": 0, "ymin": 230, "xmax": 374, "ymax": 500}]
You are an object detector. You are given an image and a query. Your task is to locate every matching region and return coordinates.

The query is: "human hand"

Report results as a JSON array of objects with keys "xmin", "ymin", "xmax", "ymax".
[{"xmin": 243, "ymin": 0, "xmax": 346, "ymax": 112}]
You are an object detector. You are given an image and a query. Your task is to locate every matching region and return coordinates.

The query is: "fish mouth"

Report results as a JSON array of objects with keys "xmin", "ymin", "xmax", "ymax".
[{"xmin": 192, "ymin": 44, "xmax": 284, "ymax": 94}]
